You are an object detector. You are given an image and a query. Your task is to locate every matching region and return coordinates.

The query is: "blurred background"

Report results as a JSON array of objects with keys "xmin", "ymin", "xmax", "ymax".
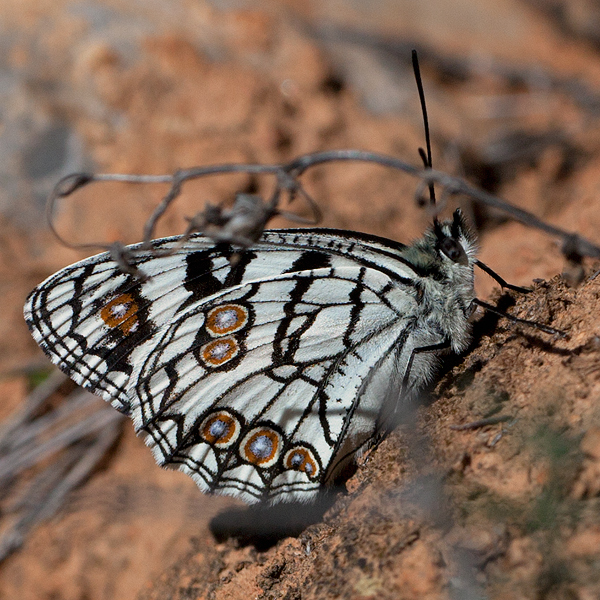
[{"xmin": 1, "ymin": 0, "xmax": 600, "ymax": 598}]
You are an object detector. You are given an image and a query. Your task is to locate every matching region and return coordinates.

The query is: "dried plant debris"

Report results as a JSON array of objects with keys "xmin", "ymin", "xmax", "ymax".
[
  {"xmin": 0, "ymin": 371, "xmax": 123, "ymax": 562},
  {"xmin": 47, "ymin": 150, "xmax": 600, "ymax": 277}
]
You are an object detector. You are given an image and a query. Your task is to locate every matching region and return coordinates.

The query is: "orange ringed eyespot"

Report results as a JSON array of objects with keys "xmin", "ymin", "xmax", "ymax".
[
  {"xmin": 206, "ymin": 304, "xmax": 248, "ymax": 337},
  {"xmin": 100, "ymin": 294, "xmax": 139, "ymax": 334},
  {"xmin": 241, "ymin": 428, "xmax": 281, "ymax": 467},
  {"xmin": 200, "ymin": 337, "xmax": 238, "ymax": 366},
  {"xmin": 200, "ymin": 411, "xmax": 239, "ymax": 447},
  {"xmin": 284, "ymin": 447, "xmax": 319, "ymax": 479}
]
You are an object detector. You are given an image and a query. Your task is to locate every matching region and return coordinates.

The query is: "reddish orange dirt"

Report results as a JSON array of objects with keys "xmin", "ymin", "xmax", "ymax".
[{"xmin": 1, "ymin": 1, "xmax": 600, "ymax": 599}]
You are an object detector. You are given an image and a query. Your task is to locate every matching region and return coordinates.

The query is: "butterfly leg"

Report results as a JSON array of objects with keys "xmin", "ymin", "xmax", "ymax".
[
  {"xmin": 334, "ymin": 338, "xmax": 452, "ymax": 485},
  {"xmin": 325, "ymin": 338, "xmax": 451, "ymax": 491},
  {"xmin": 472, "ymin": 298, "xmax": 566, "ymax": 337},
  {"xmin": 474, "ymin": 260, "xmax": 532, "ymax": 293},
  {"xmin": 324, "ymin": 337, "xmax": 445, "ymax": 485},
  {"xmin": 379, "ymin": 338, "xmax": 451, "ymax": 434}
]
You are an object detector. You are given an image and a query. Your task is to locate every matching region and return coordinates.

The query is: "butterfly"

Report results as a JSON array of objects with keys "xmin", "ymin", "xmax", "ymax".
[{"xmin": 24, "ymin": 209, "xmax": 477, "ymax": 504}]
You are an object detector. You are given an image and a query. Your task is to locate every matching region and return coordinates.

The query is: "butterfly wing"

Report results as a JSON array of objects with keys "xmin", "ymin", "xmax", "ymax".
[{"xmin": 25, "ymin": 230, "xmax": 428, "ymax": 503}]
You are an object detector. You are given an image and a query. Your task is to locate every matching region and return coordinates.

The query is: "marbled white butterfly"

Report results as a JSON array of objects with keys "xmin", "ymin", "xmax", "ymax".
[{"xmin": 24, "ymin": 211, "xmax": 477, "ymax": 504}]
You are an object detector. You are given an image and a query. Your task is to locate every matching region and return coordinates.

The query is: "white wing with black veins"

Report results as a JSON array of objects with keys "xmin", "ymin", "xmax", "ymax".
[{"xmin": 25, "ymin": 229, "xmax": 449, "ymax": 503}]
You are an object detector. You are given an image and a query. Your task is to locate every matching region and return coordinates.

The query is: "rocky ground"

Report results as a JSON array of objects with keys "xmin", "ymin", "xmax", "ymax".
[{"xmin": 1, "ymin": 1, "xmax": 600, "ymax": 598}]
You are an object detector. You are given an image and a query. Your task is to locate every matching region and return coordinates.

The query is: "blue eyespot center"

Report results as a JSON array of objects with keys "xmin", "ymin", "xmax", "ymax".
[
  {"xmin": 284, "ymin": 446, "xmax": 319, "ymax": 479},
  {"xmin": 209, "ymin": 419, "xmax": 228, "ymax": 439},
  {"xmin": 200, "ymin": 411, "xmax": 240, "ymax": 447},
  {"xmin": 241, "ymin": 427, "xmax": 281, "ymax": 466},
  {"xmin": 250, "ymin": 435, "xmax": 273, "ymax": 459}
]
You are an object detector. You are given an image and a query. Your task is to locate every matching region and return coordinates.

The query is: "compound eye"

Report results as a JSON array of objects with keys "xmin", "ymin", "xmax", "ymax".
[{"xmin": 440, "ymin": 237, "xmax": 467, "ymax": 265}]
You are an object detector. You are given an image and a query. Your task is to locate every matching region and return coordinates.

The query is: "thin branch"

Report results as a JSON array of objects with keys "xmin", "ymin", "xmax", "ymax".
[
  {"xmin": 45, "ymin": 150, "xmax": 600, "ymax": 271},
  {"xmin": 450, "ymin": 415, "xmax": 513, "ymax": 431}
]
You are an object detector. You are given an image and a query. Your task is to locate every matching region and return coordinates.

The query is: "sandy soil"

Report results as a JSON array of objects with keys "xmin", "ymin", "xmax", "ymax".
[{"xmin": 1, "ymin": 1, "xmax": 600, "ymax": 598}]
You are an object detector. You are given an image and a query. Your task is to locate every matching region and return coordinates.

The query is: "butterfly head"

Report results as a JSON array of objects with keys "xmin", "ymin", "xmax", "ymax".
[
  {"xmin": 406, "ymin": 209, "xmax": 477, "ymax": 279},
  {"xmin": 431, "ymin": 209, "xmax": 477, "ymax": 268}
]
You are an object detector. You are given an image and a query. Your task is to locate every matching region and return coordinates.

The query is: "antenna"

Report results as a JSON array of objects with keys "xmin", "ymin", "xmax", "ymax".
[{"xmin": 412, "ymin": 49, "xmax": 436, "ymax": 208}]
